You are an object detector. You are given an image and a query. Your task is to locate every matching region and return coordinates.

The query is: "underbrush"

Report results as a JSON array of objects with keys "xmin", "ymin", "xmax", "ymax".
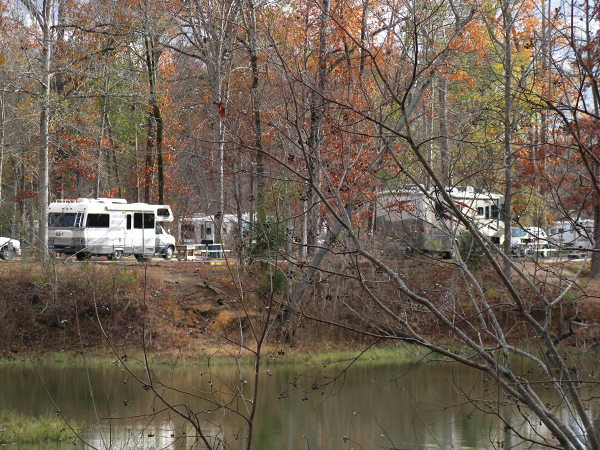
[
  {"xmin": 268, "ymin": 253, "xmax": 600, "ymax": 349},
  {"xmin": 0, "ymin": 262, "xmax": 147, "ymax": 355}
]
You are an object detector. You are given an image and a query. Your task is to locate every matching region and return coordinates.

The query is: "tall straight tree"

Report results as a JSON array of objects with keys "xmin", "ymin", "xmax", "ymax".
[
  {"xmin": 139, "ymin": 0, "xmax": 167, "ymax": 204},
  {"xmin": 237, "ymin": 0, "xmax": 265, "ymax": 245},
  {"xmin": 501, "ymin": 0, "xmax": 514, "ymax": 277},
  {"xmin": 305, "ymin": 0, "xmax": 330, "ymax": 254},
  {"xmin": 19, "ymin": 0, "xmax": 55, "ymax": 259}
]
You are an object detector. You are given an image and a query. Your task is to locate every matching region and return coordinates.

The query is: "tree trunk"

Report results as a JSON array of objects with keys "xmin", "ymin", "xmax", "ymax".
[
  {"xmin": 104, "ymin": 110, "xmax": 122, "ymax": 197},
  {"xmin": 247, "ymin": 0, "xmax": 264, "ymax": 211},
  {"xmin": 0, "ymin": 93, "xmax": 5, "ymax": 205},
  {"xmin": 438, "ymin": 74, "xmax": 450, "ymax": 187},
  {"xmin": 144, "ymin": 33, "xmax": 164, "ymax": 204},
  {"xmin": 144, "ymin": 114, "xmax": 154, "ymax": 203},
  {"xmin": 586, "ymin": 0, "xmax": 600, "ymax": 277},
  {"xmin": 359, "ymin": 0, "xmax": 369, "ymax": 75},
  {"xmin": 306, "ymin": 0, "xmax": 330, "ymax": 253},
  {"xmin": 502, "ymin": 2, "xmax": 513, "ymax": 278},
  {"xmin": 38, "ymin": 0, "xmax": 53, "ymax": 260},
  {"xmin": 95, "ymin": 70, "xmax": 109, "ymax": 198},
  {"xmin": 215, "ymin": 109, "xmax": 225, "ymax": 243}
]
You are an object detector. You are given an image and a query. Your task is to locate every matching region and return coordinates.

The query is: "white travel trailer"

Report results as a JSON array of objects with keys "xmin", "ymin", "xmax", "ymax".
[
  {"xmin": 376, "ymin": 186, "xmax": 504, "ymax": 257},
  {"xmin": 178, "ymin": 213, "xmax": 250, "ymax": 244},
  {"xmin": 547, "ymin": 219, "xmax": 594, "ymax": 253},
  {"xmin": 48, "ymin": 198, "xmax": 176, "ymax": 260}
]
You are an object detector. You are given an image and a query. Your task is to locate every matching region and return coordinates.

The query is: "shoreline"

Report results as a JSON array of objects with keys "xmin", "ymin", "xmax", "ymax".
[{"xmin": 0, "ymin": 342, "xmax": 433, "ymax": 368}]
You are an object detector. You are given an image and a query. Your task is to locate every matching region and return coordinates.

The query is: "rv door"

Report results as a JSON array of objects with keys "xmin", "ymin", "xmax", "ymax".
[
  {"xmin": 124, "ymin": 214, "xmax": 133, "ymax": 253},
  {"xmin": 132, "ymin": 212, "xmax": 155, "ymax": 256}
]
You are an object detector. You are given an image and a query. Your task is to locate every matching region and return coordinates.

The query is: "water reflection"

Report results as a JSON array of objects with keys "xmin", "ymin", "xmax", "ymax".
[{"xmin": 0, "ymin": 358, "xmax": 595, "ymax": 449}]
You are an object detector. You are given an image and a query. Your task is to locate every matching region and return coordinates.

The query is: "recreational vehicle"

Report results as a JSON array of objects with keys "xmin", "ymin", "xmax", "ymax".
[
  {"xmin": 375, "ymin": 186, "xmax": 504, "ymax": 257},
  {"xmin": 48, "ymin": 198, "xmax": 176, "ymax": 260},
  {"xmin": 510, "ymin": 227, "xmax": 548, "ymax": 256},
  {"xmin": 547, "ymin": 219, "xmax": 594, "ymax": 253},
  {"xmin": 178, "ymin": 213, "xmax": 250, "ymax": 245}
]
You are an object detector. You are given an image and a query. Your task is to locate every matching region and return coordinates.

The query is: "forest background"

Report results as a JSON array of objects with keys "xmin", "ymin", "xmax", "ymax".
[
  {"xmin": 2, "ymin": 0, "xmax": 600, "ymax": 448},
  {"xmin": 0, "ymin": 0, "xmax": 598, "ymax": 264}
]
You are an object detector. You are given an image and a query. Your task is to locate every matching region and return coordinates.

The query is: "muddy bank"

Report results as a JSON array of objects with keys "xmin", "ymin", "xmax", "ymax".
[
  {"xmin": 2, "ymin": 258, "xmax": 600, "ymax": 357},
  {"xmin": 0, "ymin": 261, "xmax": 241, "ymax": 356},
  {"xmin": 0, "ymin": 260, "xmax": 368, "ymax": 357}
]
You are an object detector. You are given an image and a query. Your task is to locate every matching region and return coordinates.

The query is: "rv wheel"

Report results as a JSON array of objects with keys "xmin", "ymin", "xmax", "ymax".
[{"xmin": 163, "ymin": 246, "xmax": 174, "ymax": 260}]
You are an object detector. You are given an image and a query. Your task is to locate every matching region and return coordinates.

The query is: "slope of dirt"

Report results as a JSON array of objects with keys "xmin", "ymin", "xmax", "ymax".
[
  {"xmin": 0, "ymin": 261, "xmax": 255, "ymax": 356},
  {"xmin": 3, "ymin": 257, "xmax": 600, "ymax": 357}
]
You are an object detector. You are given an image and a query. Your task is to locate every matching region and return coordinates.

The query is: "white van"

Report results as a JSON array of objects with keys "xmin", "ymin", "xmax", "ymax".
[{"xmin": 48, "ymin": 198, "xmax": 176, "ymax": 261}]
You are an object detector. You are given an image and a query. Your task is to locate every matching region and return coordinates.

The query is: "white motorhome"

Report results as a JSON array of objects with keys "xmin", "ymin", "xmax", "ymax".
[
  {"xmin": 48, "ymin": 198, "xmax": 176, "ymax": 261},
  {"xmin": 548, "ymin": 219, "xmax": 594, "ymax": 253},
  {"xmin": 376, "ymin": 186, "xmax": 504, "ymax": 257}
]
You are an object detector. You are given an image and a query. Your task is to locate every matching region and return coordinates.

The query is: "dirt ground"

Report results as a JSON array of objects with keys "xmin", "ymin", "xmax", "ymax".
[
  {"xmin": 0, "ymin": 258, "xmax": 260, "ymax": 356},
  {"xmin": 3, "ymin": 255, "xmax": 600, "ymax": 356},
  {"xmin": 105, "ymin": 259, "xmax": 258, "ymax": 355}
]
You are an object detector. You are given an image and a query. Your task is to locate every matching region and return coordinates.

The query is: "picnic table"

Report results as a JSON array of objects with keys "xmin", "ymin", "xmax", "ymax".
[{"xmin": 176, "ymin": 243, "xmax": 230, "ymax": 261}]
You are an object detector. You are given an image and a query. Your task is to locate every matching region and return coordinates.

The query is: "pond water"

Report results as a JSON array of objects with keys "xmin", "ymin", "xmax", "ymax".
[{"xmin": 0, "ymin": 356, "xmax": 584, "ymax": 449}]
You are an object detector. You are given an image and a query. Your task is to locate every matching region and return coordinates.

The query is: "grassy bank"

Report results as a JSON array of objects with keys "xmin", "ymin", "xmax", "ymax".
[
  {"xmin": 0, "ymin": 410, "xmax": 79, "ymax": 445},
  {"xmin": 0, "ymin": 342, "xmax": 433, "ymax": 369}
]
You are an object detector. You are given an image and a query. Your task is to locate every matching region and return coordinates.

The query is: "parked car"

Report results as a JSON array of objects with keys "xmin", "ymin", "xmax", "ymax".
[{"xmin": 0, "ymin": 237, "xmax": 21, "ymax": 260}]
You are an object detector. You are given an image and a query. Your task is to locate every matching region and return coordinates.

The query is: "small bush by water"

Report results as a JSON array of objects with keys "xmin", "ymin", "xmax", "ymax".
[{"xmin": 0, "ymin": 410, "xmax": 79, "ymax": 444}]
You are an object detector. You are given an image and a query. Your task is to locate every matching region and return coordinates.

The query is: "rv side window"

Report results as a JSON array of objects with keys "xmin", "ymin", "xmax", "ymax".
[
  {"xmin": 134, "ymin": 213, "xmax": 155, "ymax": 229},
  {"xmin": 126, "ymin": 215, "xmax": 132, "ymax": 230},
  {"xmin": 477, "ymin": 207, "xmax": 484, "ymax": 216},
  {"xmin": 491, "ymin": 205, "xmax": 499, "ymax": 219},
  {"xmin": 485, "ymin": 206, "xmax": 490, "ymax": 219},
  {"xmin": 157, "ymin": 208, "xmax": 170, "ymax": 217},
  {"xmin": 86, "ymin": 214, "xmax": 110, "ymax": 228}
]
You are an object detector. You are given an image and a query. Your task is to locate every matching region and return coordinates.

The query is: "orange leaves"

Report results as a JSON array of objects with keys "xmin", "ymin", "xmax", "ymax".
[
  {"xmin": 446, "ymin": 70, "xmax": 474, "ymax": 87},
  {"xmin": 450, "ymin": 21, "xmax": 489, "ymax": 58},
  {"xmin": 14, "ymin": 190, "xmax": 38, "ymax": 203}
]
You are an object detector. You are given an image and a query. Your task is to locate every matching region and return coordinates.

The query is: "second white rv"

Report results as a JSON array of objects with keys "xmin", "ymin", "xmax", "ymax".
[
  {"xmin": 48, "ymin": 198, "xmax": 176, "ymax": 260},
  {"xmin": 376, "ymin": 186, "xmax": 504, "ymax": 257},
  {"xmin": 178, "ymin": 213, "xmax": 250, "ymax": 244},
  {"xmin": 547, "ymin": 219, "xmax": 594, "ymax": 254}
]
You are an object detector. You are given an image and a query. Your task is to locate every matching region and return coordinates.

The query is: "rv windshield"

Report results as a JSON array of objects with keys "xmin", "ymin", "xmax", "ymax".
[
  {"xmin": 49, "ymin": 213, "xmax": 77, "ymax": 228},
  {"xmin": 512, "ymin": 228, "xmax": 527, "ymax": 238}
]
